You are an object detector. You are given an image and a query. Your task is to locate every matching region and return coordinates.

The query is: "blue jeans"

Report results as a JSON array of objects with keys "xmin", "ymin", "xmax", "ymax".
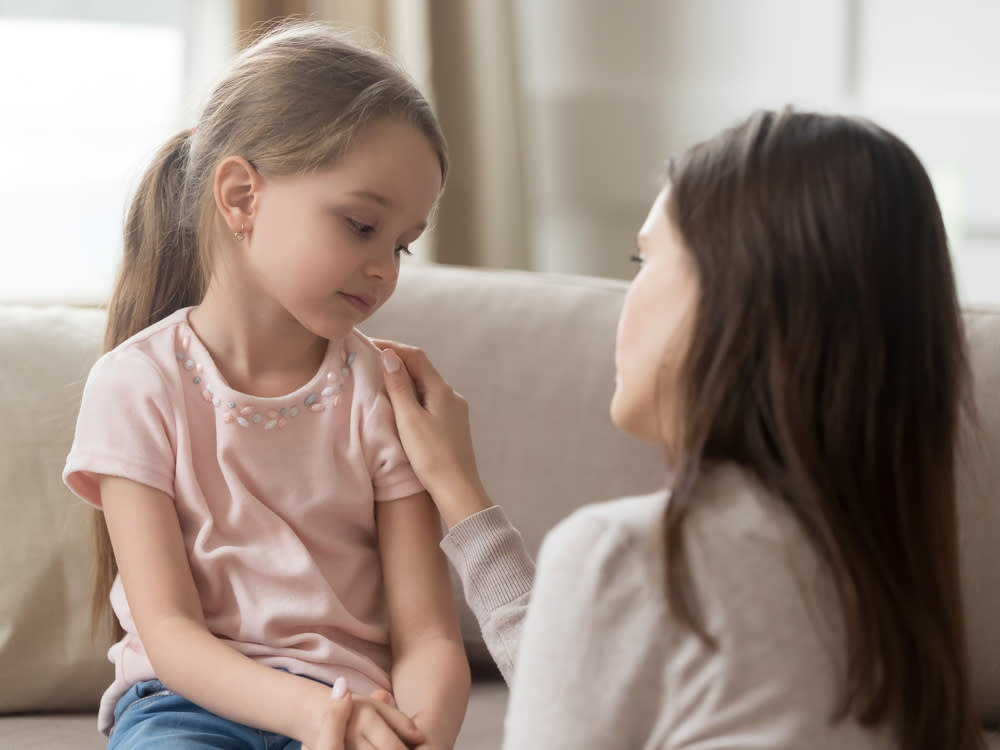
[{"xmin": 109, "ymin": 679, "xmax": 301, "ymax": 750}]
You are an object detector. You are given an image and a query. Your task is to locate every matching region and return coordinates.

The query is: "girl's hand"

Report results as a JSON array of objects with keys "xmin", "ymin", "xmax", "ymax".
[{"xmin": 376, "ymin": 339, "xmax": 493, "ymax": 529}]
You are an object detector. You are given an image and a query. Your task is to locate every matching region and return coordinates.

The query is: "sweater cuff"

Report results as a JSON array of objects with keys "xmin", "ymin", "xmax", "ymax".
[{"xmin": 441, "ymin": 505, "xmax": 535, "ymax": 615}]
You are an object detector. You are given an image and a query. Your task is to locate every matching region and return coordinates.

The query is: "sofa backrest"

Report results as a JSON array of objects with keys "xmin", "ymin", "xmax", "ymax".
[
  {"xmin": 1, "ymin": 304, "xmax": 109, "ymax": 712},
  {"xmin": 1, "ymin": 264, "xmax": 997, "ymax": 724},
  {"xmin": 954, "ymin": 308, "xmax": 1000, "ymax": 722}
]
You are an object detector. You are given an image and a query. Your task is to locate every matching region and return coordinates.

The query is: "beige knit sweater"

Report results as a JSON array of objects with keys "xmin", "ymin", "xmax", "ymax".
[{"xmin": 440, "ymin": 464, "xmax": 897, "ymax": 749}]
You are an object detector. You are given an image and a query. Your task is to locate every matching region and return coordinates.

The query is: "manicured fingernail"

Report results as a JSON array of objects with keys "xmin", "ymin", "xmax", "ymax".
[
  {"xmin": 331, "ymin": 677, "xmax": 347, "ymax": 699},
  {"xmin": 382, "ymin": 349, "xmax": 400, "ymax": 374}
]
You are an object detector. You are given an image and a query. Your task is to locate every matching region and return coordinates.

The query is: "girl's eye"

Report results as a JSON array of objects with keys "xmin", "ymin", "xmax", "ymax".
[
  {"xmin": 348, "ymin": 219, "xmax": 375, "ymax": 235},
  {"xmin": 629, "ymin": 254, "xmax": 645, "ymax": 265},
  {"xmin": 347, "ymin": 217, "xmax": 411, "ymax": 257}
]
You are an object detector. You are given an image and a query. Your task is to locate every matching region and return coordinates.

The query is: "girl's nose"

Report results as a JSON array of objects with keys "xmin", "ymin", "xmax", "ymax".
[{"xmin": 363, "ymin": 248, "xmax": 399, "ymax": 283}]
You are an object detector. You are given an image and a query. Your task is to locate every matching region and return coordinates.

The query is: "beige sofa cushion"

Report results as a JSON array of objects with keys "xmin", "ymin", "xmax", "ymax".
[
  {"xmin": 0, "ymin": 305, "xmax": 112, "ymax": 712},
  {"xmin": 958, "ymin": 307, "xmax": 1000, "ymax": 721}
]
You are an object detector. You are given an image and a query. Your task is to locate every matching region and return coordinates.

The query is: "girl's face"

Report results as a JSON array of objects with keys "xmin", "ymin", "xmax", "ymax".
[
  {"xmin": 242, "ymin": 118, "xmax": 442, "ymax": 342},
  {"xmin": 611, "ymin": 188, "xmax": 699, "ymax": 448}
]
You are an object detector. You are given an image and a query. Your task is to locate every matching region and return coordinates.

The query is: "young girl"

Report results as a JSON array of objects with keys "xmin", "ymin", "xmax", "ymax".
[
  {"xmin": 377, "ymin": 109, "xmax": 987, "ymax": 748},
  {"xmin": 63, "ymin": 22, "xmax": 469, "ymax": 750}
]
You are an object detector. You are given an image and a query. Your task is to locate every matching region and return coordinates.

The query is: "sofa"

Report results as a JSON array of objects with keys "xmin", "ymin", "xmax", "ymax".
[{"xmin": 1, "ymin": 263, "xmax": 998, "ymax": 748}]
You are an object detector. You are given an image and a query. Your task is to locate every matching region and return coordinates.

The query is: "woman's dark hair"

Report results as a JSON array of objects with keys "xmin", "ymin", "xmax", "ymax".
[{"xmin": 662, "ymin": 108, "xmax": 982, "ymax": 749}]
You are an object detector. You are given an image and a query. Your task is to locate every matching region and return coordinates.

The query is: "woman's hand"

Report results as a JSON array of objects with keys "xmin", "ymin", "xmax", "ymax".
[
  {"xmin": 345, "ymin": 694, "xmax": 426, "ymax": 750},
  {"xmin": 303, "ymin": 678, "xmax": 352, "ymax": 750},
  {"xmin": 375, "ymin": 339, "xmax": 493, "ymax": 529},
  {"xmin": 306, "ymin": 683, "xmax": 427, "ymax": 750}
]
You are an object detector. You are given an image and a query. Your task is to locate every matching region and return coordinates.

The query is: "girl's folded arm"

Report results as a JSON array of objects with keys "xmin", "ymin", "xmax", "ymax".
[
  {"xmin": 99, "ymin": 474, "xmax": 340, "ymax": 745},
  {"xmin": 377, "ymin": 490, "xmax": 471, "ymax": 748}
]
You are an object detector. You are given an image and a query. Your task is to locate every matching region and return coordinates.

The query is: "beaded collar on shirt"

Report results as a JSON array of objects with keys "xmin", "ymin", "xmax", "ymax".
[{"xmin": 173, "ymin": 330, "xmax": 355, "ymax": 430}]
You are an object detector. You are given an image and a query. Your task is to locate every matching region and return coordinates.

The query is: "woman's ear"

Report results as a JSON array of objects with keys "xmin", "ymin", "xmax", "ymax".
[{"xmin": 214, "ymin": 156, "xmax": 260, "ymax": 237}]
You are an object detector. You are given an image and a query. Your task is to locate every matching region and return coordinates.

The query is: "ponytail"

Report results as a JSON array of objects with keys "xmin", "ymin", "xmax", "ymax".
[
  {"xmin": 91, "ymin": 128, "xmax": 205, "ymax": 640},
  {"xmin": 104, "ymin": 129, "xmax": 205, "ymax": 351}
]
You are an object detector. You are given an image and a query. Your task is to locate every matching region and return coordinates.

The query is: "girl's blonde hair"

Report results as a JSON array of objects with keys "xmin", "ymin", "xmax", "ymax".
[{"xmin": 92, "ymin": 20, "xmax": 448, "ymax": 639}]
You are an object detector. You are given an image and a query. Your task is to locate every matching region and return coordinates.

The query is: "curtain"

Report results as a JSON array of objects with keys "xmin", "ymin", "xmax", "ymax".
[
  {"xmin": 237, "ymin": 0, "xmax": 309, "ymax": 40},
  {"xmin": 308, "ymin": 0, "xmax": 389, "ymax": 36},
  {"xmin": 423, "ymin": 1, "xmax": 529, "ymax": 270}
]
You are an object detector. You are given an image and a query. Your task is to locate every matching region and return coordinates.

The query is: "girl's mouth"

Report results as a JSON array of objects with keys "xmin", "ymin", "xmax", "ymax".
[{"xmin": 339, "ymin": 292, "xmax": 375, "ymax": 313}]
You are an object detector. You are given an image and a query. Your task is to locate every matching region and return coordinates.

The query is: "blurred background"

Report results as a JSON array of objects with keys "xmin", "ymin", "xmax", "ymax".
[{"xmin": 1, "ymin": 0, "xmax": 998, "ymax": 304}]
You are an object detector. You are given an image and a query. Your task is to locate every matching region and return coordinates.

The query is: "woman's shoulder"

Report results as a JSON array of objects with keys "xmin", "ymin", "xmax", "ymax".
[
  {"xmin": 553, "ymin": 491, "xmax": 669, "ymax": 542},
  {"xmin": 542, "ymin": 466, "xmax": 811, "ymax": 577},
  {"xmin": 683, "ymin": 463, "xmax": 840, "ymax": 660},
  {"xmin": 686, "ymin": 462, "xmax": 814, "ymax": 559},
  {"xmin": 536, "ymin": 464, "xmax": 827, "ymax": 647},
  {"xmin": 536, "ymin": 473, "xmax": 806, "ymax": 600},
  {"xmin": 538, "ymin": 491, "xmax": 671, "ymax": 592}
]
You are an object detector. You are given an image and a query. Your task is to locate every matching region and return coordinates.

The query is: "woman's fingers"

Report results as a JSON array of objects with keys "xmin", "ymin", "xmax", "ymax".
[
  {"xmin": 372, "ymin": 339, "xmax": 445, "ymax": 393},
  {"xmin": 354, "ymin": 695, "xmax": 425, "ymax": 747},
  {"xmin": 379, "ymin": 348, "xmax": 421, "ymax": 412},
  {"xmin": 305, "ymin": 684, "xmax": 423, "ymax": 750},
  {"xmin": 374, "ymin": 339, "xmax": 460, "ymax": 420},
  {"xmin": 375, "ymin": 339, "xmax": 492, "ymax": 529},
  {"xmin": 361, "ymin": 723, "xmax": 409, "ymax": 750},
  {"xmin": 305, "ymin": 678, "xmax": 353, "ymax": 750}
]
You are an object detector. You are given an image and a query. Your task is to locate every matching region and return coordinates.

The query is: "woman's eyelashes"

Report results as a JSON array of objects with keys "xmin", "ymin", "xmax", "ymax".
[
  {"xmin": 347, "ymin": 218, "xmax": 412, "ymax": 257},
  {"xmin": 629, "ymin": 254, "xmax": 645, "ymax": 266}
]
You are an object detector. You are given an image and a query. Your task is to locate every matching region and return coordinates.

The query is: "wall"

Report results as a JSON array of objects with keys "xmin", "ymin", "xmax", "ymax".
[{"xmin": 514, "ymin": 0, "xmax": 1000, "ymax": 303}]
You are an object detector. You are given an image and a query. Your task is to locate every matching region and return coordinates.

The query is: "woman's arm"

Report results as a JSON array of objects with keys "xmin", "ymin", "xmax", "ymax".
[
  {"xmin": 376, "ymin": 490, "xmax": 471, "ymax": 749},
  {"xmin": 439, "ymin": 506, "xmax": 534, "ymax": 684},
  {"xmin": 100, "ymin": 475, "xmax": 425, "ymax": 750},
  {"xmin": 375, "ymin": 340, "xmax": 537, "ymax": 683}
]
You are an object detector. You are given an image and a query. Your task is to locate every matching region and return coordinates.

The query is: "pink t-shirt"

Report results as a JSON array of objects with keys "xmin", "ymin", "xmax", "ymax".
[{"xmin": 63, "ymin": 308, "xmax": 423, "ymax": 734}]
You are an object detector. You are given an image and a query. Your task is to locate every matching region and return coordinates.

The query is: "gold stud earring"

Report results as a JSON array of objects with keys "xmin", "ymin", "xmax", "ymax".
[{"xmin": 234, "ymin": 224, "xmax": 246, "ymax": 241}]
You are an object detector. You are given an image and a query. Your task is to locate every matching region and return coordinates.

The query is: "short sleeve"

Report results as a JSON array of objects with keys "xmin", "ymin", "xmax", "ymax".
[
  {"xmin": 361, "ymin": 389, "xmax": 424, "ymax": 502},
  {"xmin": 63, "ymin": 349, "xmax": 177, "ymax": 507}
]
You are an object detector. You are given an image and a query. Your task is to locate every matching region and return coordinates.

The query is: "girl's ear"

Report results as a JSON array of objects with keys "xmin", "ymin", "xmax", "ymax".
[{"xmin": 214, "ymin": 156, "xmax": 260, "ymax": 236}]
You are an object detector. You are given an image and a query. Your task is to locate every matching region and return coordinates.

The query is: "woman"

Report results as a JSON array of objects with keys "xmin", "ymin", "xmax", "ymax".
[{"xmin": 377, "ymin": 109, "xmax": 985, "ymax": 748}]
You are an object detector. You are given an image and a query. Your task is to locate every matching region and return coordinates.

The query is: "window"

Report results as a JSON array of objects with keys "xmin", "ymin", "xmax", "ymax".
[{"xmin": 0, "ymin": 1, "xmax": 234, "ymax": 303}]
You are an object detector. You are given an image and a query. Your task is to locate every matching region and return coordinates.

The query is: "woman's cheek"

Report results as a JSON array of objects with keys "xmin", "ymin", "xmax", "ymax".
[
  {"xmin": 611, "ymin": 290, "xmax": 656, "ymax": 437},
  {"xmin": 615, "ymin": 284, "xmax": 644, "ymax": 368}
]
